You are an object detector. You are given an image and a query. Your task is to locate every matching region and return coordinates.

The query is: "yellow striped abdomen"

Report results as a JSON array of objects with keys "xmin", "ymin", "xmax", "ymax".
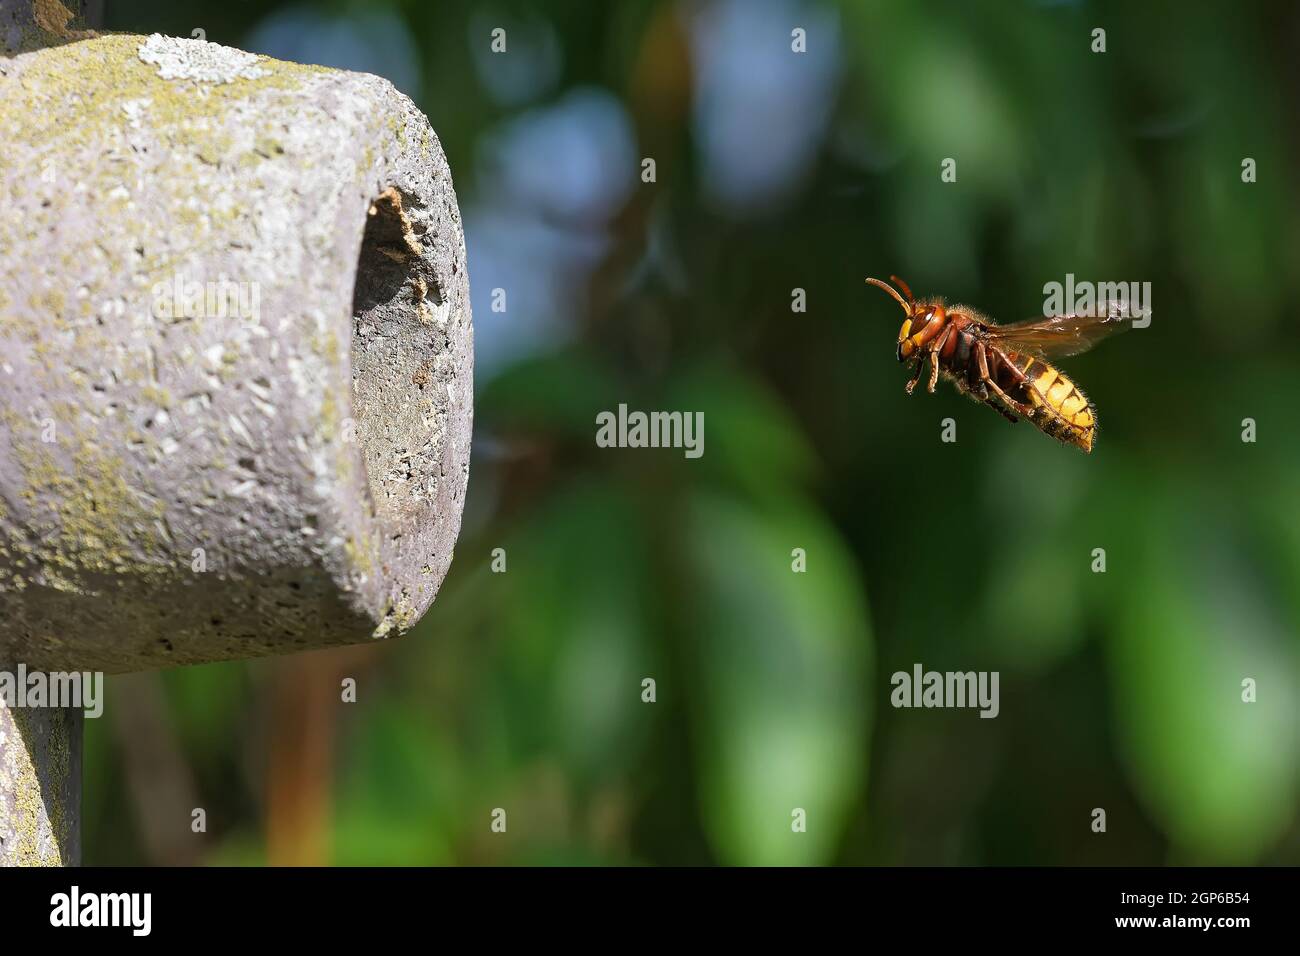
[{"xmin": 1018, "ymin": 357, "xmax": 1096, "ymax": 452}]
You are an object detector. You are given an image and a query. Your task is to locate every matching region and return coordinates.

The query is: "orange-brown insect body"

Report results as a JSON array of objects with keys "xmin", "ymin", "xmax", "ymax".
[{"xmin": 867, "ymin": 276, "xmax": 1111, "ymax": 453}]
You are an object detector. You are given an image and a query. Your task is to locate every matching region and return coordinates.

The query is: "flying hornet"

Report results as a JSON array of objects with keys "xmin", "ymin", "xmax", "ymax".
[{"xmin": 866, "ymin": 276, "xmax": 1132, "ymax": 452}]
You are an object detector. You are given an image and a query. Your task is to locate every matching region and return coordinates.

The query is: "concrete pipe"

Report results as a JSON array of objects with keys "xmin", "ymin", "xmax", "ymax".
[{"xmin": 0, "ymin": 6, "xmax": 472, "ymax": 863}]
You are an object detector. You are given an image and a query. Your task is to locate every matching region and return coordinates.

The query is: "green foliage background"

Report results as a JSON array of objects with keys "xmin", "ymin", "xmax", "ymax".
[{"xmin": 86, "ymin": 0, "xmax": 1300, "ymax": 865}]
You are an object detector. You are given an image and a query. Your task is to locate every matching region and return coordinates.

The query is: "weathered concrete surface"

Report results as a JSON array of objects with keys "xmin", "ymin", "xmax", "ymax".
[
  {"xmin": 0, "ymin": 700, "xmax": 80, "ymax": 865},
  {"xmin": 0, "ymin": 32, "xmax": 473, "ymax": 672}
]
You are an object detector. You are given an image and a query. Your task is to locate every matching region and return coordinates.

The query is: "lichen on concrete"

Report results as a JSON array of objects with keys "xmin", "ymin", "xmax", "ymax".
[
  {"xmin": 0, "ymin": 701, "xmax": 80, "ymax": 866},
  {"xmin": 137, "ymin": 32, "xmax": 267, "ymax": 84}
]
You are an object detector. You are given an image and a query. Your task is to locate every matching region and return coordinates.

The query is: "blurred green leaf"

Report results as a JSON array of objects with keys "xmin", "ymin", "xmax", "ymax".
[
  {"xmin": 493, "ymin": 479, "xmax": 656, "ymax": 780},
  {"xmin": 670, "ymin": 362, "xmax": 818, "ymax": 504},
  {"xmin": 1109, "ymin": 495, "xmax": 1300, "ymax": 862},
  {"xmin": 687, "ymin": 492, "xmax": 871, "ymax": 865},
  {"xmin": 333, "ymin": 703, "xmax": 457, "ymax": 865},
  {"xmin": 479, "ymin": 349, "xmax": 624, "ymax": 439}
]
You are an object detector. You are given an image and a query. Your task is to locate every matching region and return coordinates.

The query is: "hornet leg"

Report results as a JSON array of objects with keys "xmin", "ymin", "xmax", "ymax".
[
  {"xmin": 927, "ymin": 327, "xmax": 953, "ymax": 394},
  {"xmin": 977, "ymin": 342, "xmax": 1035, "ymax": 419},
  {"xmin": 905, "ymin": 359, "xmax": 925, "ymax": 395}
]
